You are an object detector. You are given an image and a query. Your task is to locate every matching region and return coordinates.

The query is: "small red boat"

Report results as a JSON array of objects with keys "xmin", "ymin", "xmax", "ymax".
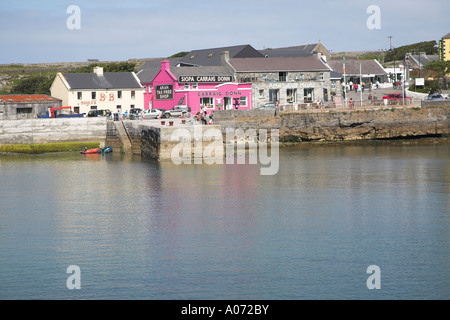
[{"xmin": 81, "ymin": 147, "xmax": 100, "ymax": 154}]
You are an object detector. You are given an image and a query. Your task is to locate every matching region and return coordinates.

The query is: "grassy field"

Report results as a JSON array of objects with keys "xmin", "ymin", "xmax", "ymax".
[{"xmin": 0, "ymin": 142, "xmax": 100, "ymax": 154}]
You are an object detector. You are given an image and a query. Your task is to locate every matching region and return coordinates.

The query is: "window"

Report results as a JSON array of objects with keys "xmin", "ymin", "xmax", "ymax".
[
  {"xmin": 131, "ymin": 91, "xmax": 135, "ymax": 99},
  {"xmin": 118, "ymin": 91, "xmax": 122, "ymax": 99},
  {"xmin": 319, "ymin": 72, "xmax": 324, "ymax": 81},
  {"xmin": 117, "ymin": 105, "xmax": 122, "ymax": 111},
  {"xmin": 304, "ymin": 88, "xmax": 314, "ymax": 103},
  {"xmin": 200, "ymin": 97, "xmax": 214, "ymax": 108},
  {"xmin": 91, "ymin": 92, "xmax": 96, "ymax": 99},
  {"xmin": 184, "ymin": 83, "xmax": 189, "ymax": 90},
  {"xmin": 286, "ymin": 89, "xmax": 297, "ymax": 103},
  {"xmin": 16, "ymin": 108, "xmax": 32, "ymax": 114},
  {"xmin": 299, "ymin": 73, "xmax": 304, "ymax": 80},
  {"xmin": 279, "ymin": 72, "xmax": 287, "ymax": 82},
  {"xmin": 269, "ymin": 89, "xmax": 279, "ymax": 102},
  {"xmin": 91, "ymin": 106, "xmax": 97, "ymax": 110},
  {"xmin": 192, "ymin": 83, "xmax": 198, "ymax": 90},
  {"xmin": 74, "ymin": 107, "xmax": 80, "ymax": 114},
  {"xmin": 259, "ymin": 89, "xmax": 264, "ymax": 98},
  {"xmin": 240, "ymin": 96, "xmax": 247, "ymax": 106},
  {"xmin": 77, "ymin": 92, "xmax": 82, "ymax": 100}
]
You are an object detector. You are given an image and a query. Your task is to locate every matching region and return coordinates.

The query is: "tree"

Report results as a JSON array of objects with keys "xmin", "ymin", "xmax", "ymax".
[
  {"xmin": 424, "ymin": 60, "xmax": 450, "ymax": 89},
  {"xmin": 10, "ymin": 74, "xmax": 56, "ymax": 95}
]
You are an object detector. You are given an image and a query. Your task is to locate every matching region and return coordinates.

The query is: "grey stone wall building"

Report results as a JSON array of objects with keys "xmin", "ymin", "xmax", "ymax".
[
  {"xmin": 227, "ymin": 54, "xmax": 332, "ymax": 108},
  {"xmin": 0, "ymin": 94, "xmax": 62, "ymax": 120}
]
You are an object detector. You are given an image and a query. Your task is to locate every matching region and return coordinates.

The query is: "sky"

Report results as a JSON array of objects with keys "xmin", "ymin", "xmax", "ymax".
[{"xmin": 0, "ymin": 0, "xmax": 448, "ymax": 64}]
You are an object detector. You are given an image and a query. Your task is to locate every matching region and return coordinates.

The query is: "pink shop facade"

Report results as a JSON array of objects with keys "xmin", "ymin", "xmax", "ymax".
[{"xmin": 141, "ymin": 61, "xmax": 252, "ymax": 115}]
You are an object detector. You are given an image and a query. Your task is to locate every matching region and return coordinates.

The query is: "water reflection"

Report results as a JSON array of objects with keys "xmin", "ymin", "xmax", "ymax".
[{"xmin": 0, "ymin": 143, "xmax": 449, "ymax": 299}]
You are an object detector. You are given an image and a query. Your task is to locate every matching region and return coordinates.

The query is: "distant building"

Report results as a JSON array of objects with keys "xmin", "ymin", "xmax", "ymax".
[
  {"xmin": 405, "ymin": 52, "xmax": 439, "ymax": 70},
  {"xmin": 439, "ymin": 32, "xmax": 450, "ymax": 61},
  {"xmin": 260, "ymin": 42, "xmax": 331, "ymax": 61},
  {"xmin": 50, "ymin": 67, "xmax": 144, "ymax": 115},
  {"xmin": 328, "ymin": 59, "xmax": 388, "ymax": 85},
  {"xmin": 0, "ymin": 94, "xmax": 62, "ymax": 120}
]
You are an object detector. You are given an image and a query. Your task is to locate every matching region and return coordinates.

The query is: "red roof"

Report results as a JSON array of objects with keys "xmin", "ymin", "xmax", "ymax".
[{"xmin": 0, "ymin": 94, "xmax": 60, "ymax": 102}]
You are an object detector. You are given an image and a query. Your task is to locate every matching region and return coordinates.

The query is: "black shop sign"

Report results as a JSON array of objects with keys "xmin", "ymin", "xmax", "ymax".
[
  {"xmin": 178, "ymin": 75, "xmax": 233, "ymax": 83},
  {"xmin": 156, "ymin": 85, "xmax": 173, "ymax": 100}
]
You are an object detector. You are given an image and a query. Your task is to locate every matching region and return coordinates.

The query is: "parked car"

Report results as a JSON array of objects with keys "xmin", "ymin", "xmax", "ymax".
[
  {"xmin": 143, "ymin": 108, "xmax": 164, "ymax": 119},
  {"xmin": 87, "ymin": 109, "xmax": 111, "ymax": 117},
  {"xmin": 382, "ymin": 93, "xmax": 411, "ymax": 100},
  {"xmin": 427, "ymin": 94, "xmax": 445, "ymax": 101},
  {"xmin": 129, "ymin": 108, "xmax": 142, "ymax": 120},
  {"xmin": 164, "ymin": 105, "xmax": 190, "ymax": 118}
]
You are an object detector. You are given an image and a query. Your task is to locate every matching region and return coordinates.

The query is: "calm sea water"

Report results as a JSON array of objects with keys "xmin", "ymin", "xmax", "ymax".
[{"xmin": 0, "ymin": 143, "xmax": 449, "ymax": 300}]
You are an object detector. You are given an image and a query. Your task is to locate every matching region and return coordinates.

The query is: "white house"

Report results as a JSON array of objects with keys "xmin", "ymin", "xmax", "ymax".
[{"xmin": 50, "ymin": 67, "xmax": 144, "ymax": 115}]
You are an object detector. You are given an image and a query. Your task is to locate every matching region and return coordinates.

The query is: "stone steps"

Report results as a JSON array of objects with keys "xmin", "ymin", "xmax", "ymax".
[{"xmin": 113, "ymin": 121, "xmax": 132, "ymax": 153}]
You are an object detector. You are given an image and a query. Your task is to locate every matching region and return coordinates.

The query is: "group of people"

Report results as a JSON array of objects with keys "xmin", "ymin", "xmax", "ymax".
[
  {"xmin": 195, "ymin": 107, "xmax": 214, "ymax": 125},
  {"xmin": 343, "ymin": 80, "xmax": 381, "ymax": 93}
]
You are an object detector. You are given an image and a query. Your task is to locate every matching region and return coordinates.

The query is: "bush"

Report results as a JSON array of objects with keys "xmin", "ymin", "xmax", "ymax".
[{"xmin": 408, "ymin": 79, "xmax": 440, "ymax": 94}]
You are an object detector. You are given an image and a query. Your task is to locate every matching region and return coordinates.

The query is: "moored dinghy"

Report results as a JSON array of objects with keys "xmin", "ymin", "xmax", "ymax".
[
  {"xmin": 81, "ymin": 147, "xmax": 101, "ymax": 154},
  {"xmin": 98, "ymin": 146, "xmax": 112, "ymax": 153}
]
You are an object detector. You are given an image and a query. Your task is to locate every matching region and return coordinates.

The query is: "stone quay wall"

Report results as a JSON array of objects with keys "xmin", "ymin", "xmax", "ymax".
[
  {"xmin": 212, "ymin": 105, "xmax": 449, "ymax": 142},
  {"xmin": 0, "ymin": 117, "xmax": 107, "ymax": 145},
  {"xmin": 141, "ymin": 124, "xmax": 223, "ymax": 161}
]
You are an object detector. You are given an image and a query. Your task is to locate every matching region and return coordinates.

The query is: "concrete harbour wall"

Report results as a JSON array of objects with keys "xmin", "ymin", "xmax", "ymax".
[
  {"xmin": 0, "ymin": 118, "xmax": 107, "ymax": 145},
  {"xmin": 1, "ymin": 106, "xmax": 448, "ymax": 156}
]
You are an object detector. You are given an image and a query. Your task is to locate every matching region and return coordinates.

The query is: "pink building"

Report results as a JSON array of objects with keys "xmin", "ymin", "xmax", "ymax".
[{"xmin": 138, "ymin": 60, "xmax": 252, "ymax": 115}]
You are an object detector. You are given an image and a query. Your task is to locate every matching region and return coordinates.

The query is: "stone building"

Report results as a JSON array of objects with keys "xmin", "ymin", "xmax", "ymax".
[
  {"xmin": 0, "ymin": 94, "xmax": 62, "ymax": 120},
  {"xmin": 227, "ymin": 53, "xmax": 332, "ymax": 108}
]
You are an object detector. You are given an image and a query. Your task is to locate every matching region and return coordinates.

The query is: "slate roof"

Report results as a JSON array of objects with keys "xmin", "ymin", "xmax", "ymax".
[
  {"xmin": 407, "ymin": 54, "xmax": 439, "ymax": 67},
  {"xmin": 229, "ymin": 56, "xmax": 330, "ymax": 72},
  {"xmin": 137, "ymin": 64, "xmax": 233, "ymax": 84},
  {"xmin": 330, "ymin": 70, "xmax": 343, "ymax": 79},
  {"xmin": 61, "ymin": 72, "xmax": 142, "ymax": 90},
  {"xmin": 177, "ymin": 44, "xmax": 264, "ymax": 66},
  {"xmin": 328, "ymin": 59, "xmax": 387, "ymax": 75},
  {"xmin": 259, "ymin": 44, "xmax": 319, "ymax": 58},
  {"xmin": 442, "ymin": 32, "xmax": 450, "ymax": 39},
  {"xmin": 138, "ymin": 58, "xmax": 181, "ymax": 71},
  {"xmin": 0, "ymin": 94, "xmax": 61, "ymax": 103}
]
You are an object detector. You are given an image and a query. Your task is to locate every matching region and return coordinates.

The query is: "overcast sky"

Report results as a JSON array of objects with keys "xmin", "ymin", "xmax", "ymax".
[{"xmin": 0, "ymin": 0, "xmax": 448, "ymax": 64}]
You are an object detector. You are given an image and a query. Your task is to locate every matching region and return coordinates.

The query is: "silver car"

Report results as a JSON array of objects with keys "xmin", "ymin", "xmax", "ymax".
[{"xmin": 143, "ymin": 109, "xmax": 164, "ymax": 119}]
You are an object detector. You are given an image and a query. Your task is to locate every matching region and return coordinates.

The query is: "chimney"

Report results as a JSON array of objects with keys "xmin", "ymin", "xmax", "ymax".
[
  {"xmin": 161, "ymin": 60, "xmax": 170, "ymax": 70},
  {"xmin": 318, "ymin": 52, "xmax": 327, "ymax": 62},
  {"xmin": 93, "ymin": 66, "xmax": 104, "ymax": 75},
  {"xmin": 221, "ymin": 51, "xmax": 230, "ymax": 65}
]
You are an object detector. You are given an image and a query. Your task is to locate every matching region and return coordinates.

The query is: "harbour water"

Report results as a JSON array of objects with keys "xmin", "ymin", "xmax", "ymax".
[{"xmin": 0, "ymin": 143, "xmax": 449, "ymax": 300}]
